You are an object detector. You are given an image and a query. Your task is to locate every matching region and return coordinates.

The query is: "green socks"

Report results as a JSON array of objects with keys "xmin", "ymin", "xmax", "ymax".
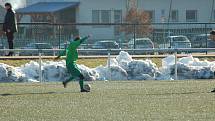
[{"xmin": 79, "ymin": 80, "xmax": 84, "ymax": 90}]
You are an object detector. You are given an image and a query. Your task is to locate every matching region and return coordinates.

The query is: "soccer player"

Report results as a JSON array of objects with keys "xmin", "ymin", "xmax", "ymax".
[
  {"xmin": 55, "ymin": 35, "xmax": 90, "ymax": 92},
  {"xmin": 210, "ymin": 30, "xmax": 215, "ymax": 92}
]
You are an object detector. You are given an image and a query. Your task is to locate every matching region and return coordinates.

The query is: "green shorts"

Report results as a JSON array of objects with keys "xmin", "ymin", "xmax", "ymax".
[{"xmin": 66, "ymin": 63, "xmax": 82, "ymax": 77}]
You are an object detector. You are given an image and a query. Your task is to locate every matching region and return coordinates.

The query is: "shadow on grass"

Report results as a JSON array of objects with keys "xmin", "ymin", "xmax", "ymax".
[
  {"xmin": 128, "ymin": 91, "xmax": 213, "ymax": 96},
  {"xmin": 0, "ymin": 91, "xmax": 80, "ymax": 97}
]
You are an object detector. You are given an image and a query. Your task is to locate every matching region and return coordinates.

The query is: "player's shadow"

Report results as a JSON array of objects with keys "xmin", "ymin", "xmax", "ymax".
[
  {"xmin": 127, "ymin": 91, "xmax": 213, "ymax": 96},
  {"xmin": 145, "ymin": 91, "xmax": 212, "ymax": 96},
  {"xmin": 0, "ymin": 91, "xmax": 79, "ymax": 97}
]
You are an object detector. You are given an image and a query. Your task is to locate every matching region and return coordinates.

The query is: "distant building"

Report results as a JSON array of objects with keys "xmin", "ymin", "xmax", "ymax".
[
  {"xmin": 18, "ymin": 0, "xmax": 215, "ymax": 40},
  {"xmin": 24, "ymin": 0, "xmax": 215, "ymax": 23},
  {"xmin": 0, "ymin": 5, "xmax": 5, "ymax": 22}
]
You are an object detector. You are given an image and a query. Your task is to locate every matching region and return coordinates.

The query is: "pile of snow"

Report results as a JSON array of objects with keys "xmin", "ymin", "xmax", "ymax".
[
  {"xmin": 0, "ymin": 51, "xmax": 215, "ymax": 82},
  {"xmin": 78, "ymin": 64, "xmax": 99, "ymax": 81},
  {"xmin": 16, "ymin": 61, "xmax": 99, "ymax": 82},
  {"xmin": 94, "ymin": 51, "xmax": 159, "ymax": 81},
  {"xmin": 0, "ymin": 63, "xmax": 25, "ymax": 82},
  {"xmin": 176, "ymin": 56, "xmax": 214, "ymax": 79},
  {"xmin": 162, "ymin": 55, "xmax": 215, "ymax": 79},
  {"xmin": 126, "ymin": 60, "xmax": 159, "ymax": 80}
]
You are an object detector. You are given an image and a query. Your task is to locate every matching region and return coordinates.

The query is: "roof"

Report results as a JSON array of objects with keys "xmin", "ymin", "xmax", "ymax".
[{"xmin": 16, "ymin": 2, "xmax": 80, "ymax": 14}]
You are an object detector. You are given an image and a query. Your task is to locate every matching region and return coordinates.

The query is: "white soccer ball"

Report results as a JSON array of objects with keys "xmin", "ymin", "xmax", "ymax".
[{"xmin": 83, "ymin": 84, "xmax": 91, "ymax": 91}]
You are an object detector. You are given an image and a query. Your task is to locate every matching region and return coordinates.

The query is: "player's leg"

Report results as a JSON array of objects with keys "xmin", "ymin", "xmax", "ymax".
[
  {"xmin": 78, "ymin": 73, "xmax": 89, "ymax": 92},
  {"xmin": 72, "ymin": 64, "xmax": 89, "ymax": 92},
  {"xmin": 62, "ymin": 64, "xmax": 76, "ymax": 88},
  {"xmin": 62, "ymin": 76, "xmax": 75, "ymax": 88},
  {"xmin": 65, "ymin": 63, "xmax": 89, "ymax": 92},
  {"xmin": 78, "ymin": 74, "xmax": 84, "ymax": 91}
]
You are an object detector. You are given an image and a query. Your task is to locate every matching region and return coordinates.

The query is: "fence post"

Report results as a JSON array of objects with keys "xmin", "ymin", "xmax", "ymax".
[
  {"xmin": 39, "ymin": 53, "xmax": 43, "ymax": 82},
  {"xmin": 174, "ymin": 51, "xmax": 178, "ymax": 80},
  {"xmin": 107, "ymin": 49, "xmax": 111, "ymax": 81}
]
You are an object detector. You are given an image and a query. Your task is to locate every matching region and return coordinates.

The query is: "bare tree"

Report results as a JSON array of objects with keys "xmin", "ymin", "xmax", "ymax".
[{"xmin": 121, "ymin": 0, "xmax": 153, "ymax": 37}]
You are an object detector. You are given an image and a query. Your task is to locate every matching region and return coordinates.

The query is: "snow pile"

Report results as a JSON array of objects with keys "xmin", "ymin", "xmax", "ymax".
[
  {"xmin": 163, "ymin": 55, "xmax": 215, "ymax": 79},
  {"xmin": 95, "ymin": 65, "xmax": 128, "ymax": 81},
  {"xmin": 0, "ymin": 63, "xmax": 25, "ymax": 82},
  {"xmin": 94, "ymin": 51, "xmax": 159, "ymax": 81},
  {"xmin": 16, "ymin": 61, "xmax": 99, "ymax": 82},
  {"xmin": 1, "ymin": 51, "xmax": 215, "ymax": 82},
  {"xmin": 94, "ymin": 52, "xmax": 130, "ymax": 81},
  {"xmin": 162, "ymin": 55, "xmax": 175, "ymax": 68},
  {"xmin": 126, "ymin": 60, "xmax": 159, "ymax": 80},
  {"xmin": 78, "ymin": 64, "xmax": 99, "ymax": 81},
  {"xmin": 116, "ymin": 51, "xmax": 133, "ymax": 70},
  {"xmin": 15, "ymin": 61, "xmax": 69, "ymax": 82}
]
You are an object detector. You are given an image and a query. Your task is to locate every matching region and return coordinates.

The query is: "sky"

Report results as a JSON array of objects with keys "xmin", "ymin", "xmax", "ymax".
[{"xmin": 0, "ymin": 0, "xmax": 26, "ymax": 9}]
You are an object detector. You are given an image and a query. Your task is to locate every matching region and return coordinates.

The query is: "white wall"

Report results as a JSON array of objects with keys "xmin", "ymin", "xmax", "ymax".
[
  {"xmin": 77, "ymin": 0, "xmax": 126, "ymax": 39},
  {"xmin": 77, "ymin": 0, "xmax": 214, "ymax": 39},
  {"xmin": 23, "ymin": 0, "xmax": 215, "ymax": 39},
  {"xmin": 25, "ymin": 0, "xmax": 215, "ymax": 23},
  {"xmin": 138, "ymin": 0, "xmax": 213, "ymax": 23},
  {"xmin": 0, "ymin": 5, "xmax": 5, "ymax": 22}
]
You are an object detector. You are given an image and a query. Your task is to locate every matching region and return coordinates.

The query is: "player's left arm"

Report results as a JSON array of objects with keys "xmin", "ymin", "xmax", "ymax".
[
  {"xmin": 72, "ymin": 35, "xmax": 91, "ymax": 49},
  {"xmin": 54, "ymin": 49, "xmax": 67, "ymax": 60},
  {"xmin": 80, "ymin": 35, "xmax": 90, "ymax": 44}
]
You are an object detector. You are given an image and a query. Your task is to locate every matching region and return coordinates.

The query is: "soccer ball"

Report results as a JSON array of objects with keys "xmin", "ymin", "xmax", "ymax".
[{"xmin": 83, "ymin": 84, "xmax": 91, "ymax": 91}]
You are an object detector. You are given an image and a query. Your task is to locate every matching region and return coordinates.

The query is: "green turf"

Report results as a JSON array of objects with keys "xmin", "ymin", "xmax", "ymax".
[{"xmin": 0, "ymin": 81, "xmax": 215, "ymax": 121}]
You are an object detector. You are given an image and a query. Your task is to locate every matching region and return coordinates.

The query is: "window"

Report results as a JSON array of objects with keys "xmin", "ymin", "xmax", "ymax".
[
  {"xmin": 101, "ymin": 10, "xmax": 111, "ymax": 23},
  {"xmin": 92, "ymin": 10, "xmax": 100, "ymax": 23},
  {"xmin": 92, "ymin": 10, "xmax": 111, "ymax": 23},
  {"xmin": 145, "ymin": 10, "xmax": 155, "ymax": 22},
  {"xmin": 161, "ymin": 9, "xmax": 165, "ymax": 17},
  {"xmin": 127, "ymin": 0, "xmax": 137, "ymax": 9},
  {"xmin": 114, "ymin": 10, "xmax": 122, "ymax": 35},
  {"xmin": 213, "ymin": 10, "xmax": 215, "ymax": 21},
  {"xmin": 186, "ymin": 10, "xmax": 197, "ymax": 22},
  {"xmin": 171, "ymin": 10, "xmax": 179, "ymax": 22},
  {"xmin": 114, "ymin": 10, "xmax": 122, "ymax": 23}
]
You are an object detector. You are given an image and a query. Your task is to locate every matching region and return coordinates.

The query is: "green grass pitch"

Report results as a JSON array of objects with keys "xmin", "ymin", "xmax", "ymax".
[{"xmin": 0, "ymin": 80, "xmax": 215, "ymax": 121}]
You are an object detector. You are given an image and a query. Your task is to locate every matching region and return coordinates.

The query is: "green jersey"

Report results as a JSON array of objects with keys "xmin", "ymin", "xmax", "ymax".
[{"xmin": 59, "ymin": 36, "xmax": 88, "ymax": 65}]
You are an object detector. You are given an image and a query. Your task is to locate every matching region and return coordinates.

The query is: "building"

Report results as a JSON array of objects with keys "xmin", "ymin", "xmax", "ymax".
[
  {"xmin": 24, "ymin": 0, "xmax": 215, "ymax": 23},
  {"xmin": 17, "ymin": 0, "xmax": 215, "ymax": 41},
  {"xmin": 0, "ymin": 5, "xmax": 5, "ymax": 23}
]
